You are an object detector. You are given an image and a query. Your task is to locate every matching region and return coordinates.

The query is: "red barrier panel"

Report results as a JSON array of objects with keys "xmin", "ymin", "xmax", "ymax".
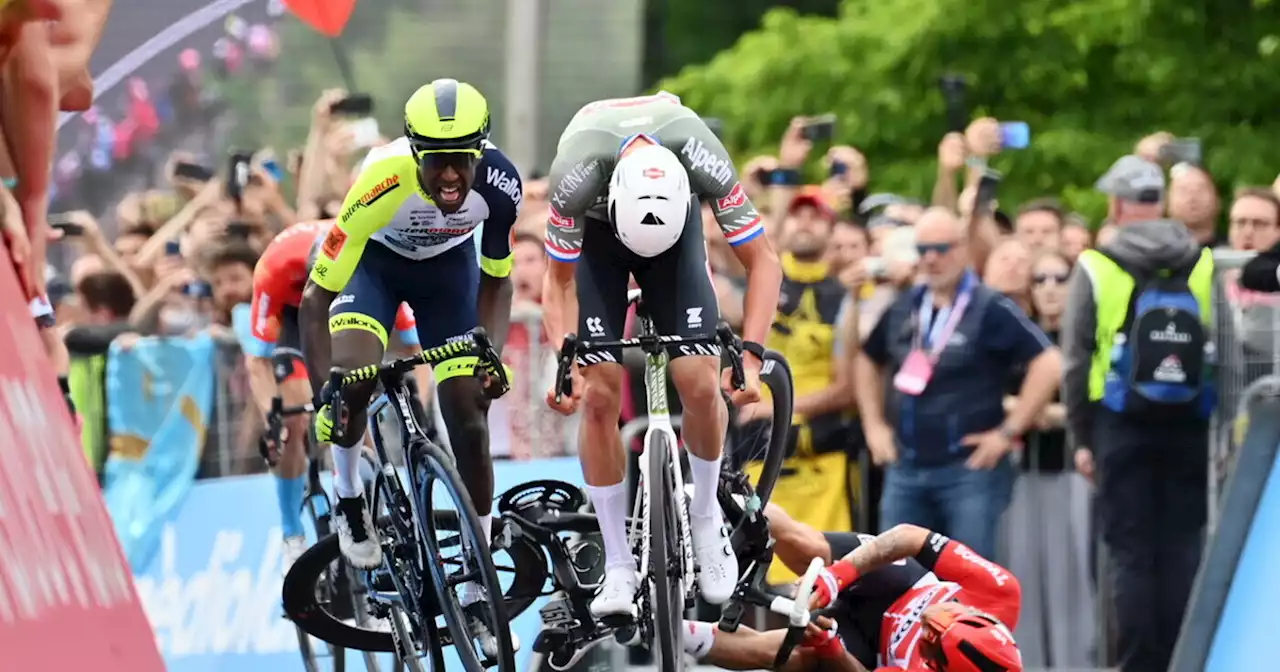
[{"xmin": 0, "ymin": 246, "xmax": 163, "ymax": 670}]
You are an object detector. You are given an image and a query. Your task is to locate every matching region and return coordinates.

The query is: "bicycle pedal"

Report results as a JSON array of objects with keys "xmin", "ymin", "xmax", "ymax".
[
  {"xmin": 533, "ymin": 629, "xmax": 567, "ymax": 654},
  {"xmin": 598, "ymin": 613, "xmax": 634, "ymax": 631},
  {"xmin": 612, "ymin": 625, "xmax": 640, "ymax": 647},
  {"xmin": 492, "ymin": 518, "xmax": 515, "ymax": 551}
]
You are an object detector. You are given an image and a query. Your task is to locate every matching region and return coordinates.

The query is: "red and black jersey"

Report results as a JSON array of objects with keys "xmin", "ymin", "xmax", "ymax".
[{"xmin": 823, "ymin": 531, "xmax": 1021, "ymax": 670}]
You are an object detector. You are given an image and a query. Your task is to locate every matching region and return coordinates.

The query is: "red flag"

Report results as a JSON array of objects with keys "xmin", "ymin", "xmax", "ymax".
[{"xmin": 283, "ymin": 0, "xmax": 356, "ymax": 38}]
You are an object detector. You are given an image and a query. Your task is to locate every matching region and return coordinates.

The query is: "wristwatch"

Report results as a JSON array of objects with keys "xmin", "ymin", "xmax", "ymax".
[{"xmin": 742, "ymin": 340, "xmax": 766, "ymax": 362}]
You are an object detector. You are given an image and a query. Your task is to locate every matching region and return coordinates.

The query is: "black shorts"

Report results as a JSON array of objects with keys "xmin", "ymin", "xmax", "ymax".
[{"xmin": 575, "ymin": 196, "xmax": 719, "ymax": 367}]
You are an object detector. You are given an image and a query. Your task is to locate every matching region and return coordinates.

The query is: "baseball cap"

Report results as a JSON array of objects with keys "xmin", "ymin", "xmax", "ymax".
[
  {"xmin": 1096, "ymin": 155, "xmax": 1165, "ymax": 204},
  {"xmin": 788, "ymin": 185, "xmax": 836, "ymax": 222}
]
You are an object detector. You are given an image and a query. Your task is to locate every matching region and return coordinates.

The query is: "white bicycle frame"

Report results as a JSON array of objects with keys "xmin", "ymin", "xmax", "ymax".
[{"xmin": 629, "ymin": 311, "xmax": 697, "ymax": 606}]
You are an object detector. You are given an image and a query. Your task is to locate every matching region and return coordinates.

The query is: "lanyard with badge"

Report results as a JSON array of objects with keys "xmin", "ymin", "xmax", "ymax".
[{"xmin": 893, "ymin": 273, "xmax": 975, "ymax": 396}]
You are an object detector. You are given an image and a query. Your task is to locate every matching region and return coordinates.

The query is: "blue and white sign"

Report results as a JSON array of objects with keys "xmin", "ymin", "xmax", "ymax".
[
  {"xmin": 133, "ymin": 458, "xmax": 585, "ymax": 671},
  {"xmin": 1207, "ymin": 447, "xmax": 1280, "ymax": 671}
]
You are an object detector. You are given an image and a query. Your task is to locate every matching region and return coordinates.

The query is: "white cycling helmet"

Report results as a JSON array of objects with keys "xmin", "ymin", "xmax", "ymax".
[{"xmin": 608, "ymin": 143, "xmax": 691, "ymax": 258}]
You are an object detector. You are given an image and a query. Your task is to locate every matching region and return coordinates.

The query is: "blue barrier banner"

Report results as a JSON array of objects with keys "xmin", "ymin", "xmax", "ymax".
[
  {"xmin": 134, "ymin": 457, "xmax": 585, "ymax": 671},
  {"xmin": 1207, "ymin": 446, "xmax": 1280, "ymax": 670},
  {"xmin": 104, "ymin": 333, "xmax": 217, "ymax": 570}
]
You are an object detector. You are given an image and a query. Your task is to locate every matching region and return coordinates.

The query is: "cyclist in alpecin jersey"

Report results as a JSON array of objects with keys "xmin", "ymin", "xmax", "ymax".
[
  {"xmin": 299, "ymin": 78, "xmax": 521, "ymax": 654},
  {"xmin": 244, "ymin": 219, "xmax": 421, "ymax": 572},
  {"xmin": 540, "ymin": 90, "xmax": 782, "ymax": 621},
  {"xmin": 682, "ymin": 506, "xmax": 1024, "ymax": 672}
]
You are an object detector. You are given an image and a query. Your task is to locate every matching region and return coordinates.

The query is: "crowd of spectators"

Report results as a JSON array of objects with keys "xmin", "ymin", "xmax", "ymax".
[{"xmin": 665, "ymin": 117, "xmax": 1278, "ymax": 671}]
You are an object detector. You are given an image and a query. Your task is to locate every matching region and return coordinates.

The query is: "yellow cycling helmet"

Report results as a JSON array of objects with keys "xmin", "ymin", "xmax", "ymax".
[{"xmin": 403, "ymin": 78, "xmax": 490, "ymax": 157}]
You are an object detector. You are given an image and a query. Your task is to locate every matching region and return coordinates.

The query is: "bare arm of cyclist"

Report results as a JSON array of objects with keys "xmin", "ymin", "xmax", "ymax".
[
  {"xmin": 473, "ymin": 149, "xmax": 521, "ymax": 354},
  {"xmin": 766, "ymin": 502, "xmax": 836, "ymax": 574},
  {"xmin": 696, "ymin": 621, "xmax": 867, "ymax": 671},
  {"xmin": 539, "ymin": 146, "xmax": 599, "ymax": 347}
]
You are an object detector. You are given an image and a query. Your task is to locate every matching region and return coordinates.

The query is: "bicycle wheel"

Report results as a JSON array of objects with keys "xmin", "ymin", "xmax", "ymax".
[
  {"xmin": 283, "ymin": 533, "xmax": 397, "ymax": 653},
  {"xmin": 649, "ymin": 431, "xmax": 685, "ymax": 672},
  {"xmin": 722, "ymin": 350, "xmax": 794, "ymax": 525},
  {"xmin": 293, "ymin": 496, "xmax": 339, "ymax": 672},
  {"xmin": 426, "ymin": 508, "xmax": 550, "ymax": 620},
  {"xmin": 417, "ymin": 441, "xmax": 516, "ymax": 671}
]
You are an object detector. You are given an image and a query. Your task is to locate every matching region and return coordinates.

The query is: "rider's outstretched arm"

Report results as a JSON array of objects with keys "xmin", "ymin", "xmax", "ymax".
[
  {"xmin": 689, "ymin": 620, "xmax": 868, "ymax": 672},
  {"xmin": 766, "ymin": 502, "xmax": 835, "ymax": 573}
]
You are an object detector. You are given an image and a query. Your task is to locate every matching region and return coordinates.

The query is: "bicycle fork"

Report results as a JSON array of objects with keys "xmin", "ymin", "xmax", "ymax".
[{"xmin": 634, "ymin": 416, "xmax": 696, "ymax": 602}]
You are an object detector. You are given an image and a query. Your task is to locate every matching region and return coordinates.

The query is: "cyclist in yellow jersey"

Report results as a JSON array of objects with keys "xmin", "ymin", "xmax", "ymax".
[{"xmin": 299, "ymin": 80, "xmax": 521, "ymax": 651}]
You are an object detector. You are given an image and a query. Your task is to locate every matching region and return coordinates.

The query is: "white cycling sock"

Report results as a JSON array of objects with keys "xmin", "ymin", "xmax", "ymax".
[
  {"xmin": 688, "ymin": 452, "xmax": 722, "ymax": 520},
  {"xmin": 586, "ymin": 481, "xmax": 635, "ymax": 571},
  {"xmin": 477, "ymin": 514, "xmax": 492, "ymax": 548},
  {"xmin": 682, "ymin": 620, "xmax": 716, "ymax": 659},
  {"xmin": 330, "ymin": 443, "xmax": 364, "ymax": 499}
]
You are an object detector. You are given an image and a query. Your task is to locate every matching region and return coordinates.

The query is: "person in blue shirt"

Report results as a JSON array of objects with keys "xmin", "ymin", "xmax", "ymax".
[{"xmin": 854, "ymin": 207, "xmax": 1062, "ymax": 559}]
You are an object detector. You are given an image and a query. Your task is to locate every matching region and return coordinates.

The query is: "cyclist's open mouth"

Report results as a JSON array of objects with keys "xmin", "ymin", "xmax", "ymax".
[{"xmin": 438, "ymin": 184, "xmax": 463, "ymax": 205}]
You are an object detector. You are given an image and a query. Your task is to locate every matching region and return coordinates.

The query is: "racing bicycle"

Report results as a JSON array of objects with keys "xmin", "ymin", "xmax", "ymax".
[
  {"xmin": 283, "ymin": 329, "xmax": 515, "ymax": 672},
  {"xmin": 284, "ymin": 470, "xmax": 825, "ymax": 672},
  {"xmin": 549, "ymin": 289, "xmax": 792, "ymax": 670},
  {"xmin": 263, "ymin": 350, "xmax": 383, "ymax": 672}
]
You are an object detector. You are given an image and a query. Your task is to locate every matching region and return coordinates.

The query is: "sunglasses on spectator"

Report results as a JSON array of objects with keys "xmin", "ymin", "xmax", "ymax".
[
  {"xmin": 916, "ymin": 242, "xmax": 955, "ymax": 256},
  {"xmin": 1033, "ymin": 272, "xmax": 1070, "ymax": 285}
]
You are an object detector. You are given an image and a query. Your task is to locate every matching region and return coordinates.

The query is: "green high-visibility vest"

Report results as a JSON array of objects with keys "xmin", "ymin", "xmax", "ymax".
[{"xmin": 1075, "ymin": 247, "xmax": 1214, "ymax": 402}]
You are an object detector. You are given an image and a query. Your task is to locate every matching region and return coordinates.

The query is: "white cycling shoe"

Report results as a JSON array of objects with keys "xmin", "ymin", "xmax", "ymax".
[
  {"xmin": 281, "ymin": 535, "xmax": 307, "ymax": 576},
  {"xmin": 334, "ymin": 496, "xmax": 383, "ymax": 570},
  {"xmin": 692, "ymin": 512, "xmax": 737, "ymax": 605},
  {"xmin": 590, "ymin": 566, "xmax": 639, "ymax": 620}
]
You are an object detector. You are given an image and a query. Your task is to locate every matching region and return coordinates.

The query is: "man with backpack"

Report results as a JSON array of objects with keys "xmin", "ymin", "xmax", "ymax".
[{"xmin": 1062, "ymin": 154, "xmax": 1216, "ymax": 672}]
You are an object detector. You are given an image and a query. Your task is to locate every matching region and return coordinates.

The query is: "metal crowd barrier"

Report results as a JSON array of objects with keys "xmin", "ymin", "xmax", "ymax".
[{"xmin": 1208, "ymin": 249, "xmax": 1279, "ymax": 530}]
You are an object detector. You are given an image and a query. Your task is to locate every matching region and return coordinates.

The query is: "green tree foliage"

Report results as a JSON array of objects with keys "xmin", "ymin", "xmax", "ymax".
[
  {"xmin": 223, "ymin": 0, "xmax": 508, "ymax": 157},
  {"xmin": 642, "ymin": 0, "xmax": 840, "ymax": 86},
  {"xmin": 659, "ymin": 0, "xmax": 1280, "ymax": 220}
]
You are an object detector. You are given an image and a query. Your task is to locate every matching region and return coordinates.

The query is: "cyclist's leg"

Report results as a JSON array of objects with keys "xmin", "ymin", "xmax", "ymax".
[
  {"xmin": 574, "ymin": 220, "xmax": 634, "ymax": 617},
  {"xmin": 326, "ymin": 250, "xmax": 398, "ymax": 567},
  {"xmin": 635, "ymin": 197, "xmax": 736, "ymax": 603},
  {"xmin": 273, "ymin": 308, "xmax": 312, "ymax": 562},
  {"xmin": 400, "ymin": 243, "xmax": 495, "ymax": 569}
]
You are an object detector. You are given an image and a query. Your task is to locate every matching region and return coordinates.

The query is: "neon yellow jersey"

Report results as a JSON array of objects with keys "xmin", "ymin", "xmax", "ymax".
[{"xmin": 310, "ymin": 137, "xmax": 523, "ymax": 292}]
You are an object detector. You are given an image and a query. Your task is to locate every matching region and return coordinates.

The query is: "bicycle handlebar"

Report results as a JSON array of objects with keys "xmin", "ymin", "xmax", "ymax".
[
  {"xmin": 766, "ymin": 557, "xmax": 823, "ymax": 627},
  {"xmin": 552, "ymin": 320, "xmax": 745, "ymax": 404},
  {"xmin": 323, "ymin": 327, "xmax": 509, "ymax": 444},
  {"xmin": 768, "ymin": 558, "xmax": 828, "ymax": 667}
]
